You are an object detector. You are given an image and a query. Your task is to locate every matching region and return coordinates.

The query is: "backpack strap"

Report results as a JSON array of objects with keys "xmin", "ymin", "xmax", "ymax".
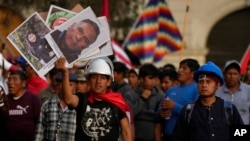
[
  {"xmin": 185, "ymin": 103, "xmax": 195, "ymax": 125},
  {"xmin": 185, "ymin": 101, "xmax": 234, "ymax": 125},
  {"xmin": 223, "ymin": 100, "xmax": 233, "ymax": 124}
]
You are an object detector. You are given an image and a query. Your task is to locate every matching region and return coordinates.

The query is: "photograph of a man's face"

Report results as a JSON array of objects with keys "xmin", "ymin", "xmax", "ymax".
[
  {"xmin": 78, "ymin": 16, "xmax": 113, "ymax": 62},
  {"xmin": 50, "ymin": 19, "xmax": 100, "ymax": 64},
  {"xmin": 64, "ymin": 19, "xmax": 100, "ymax": 52},
  {"xmin": 45, "ymin": 7, "xmax": 109, "ymax": 66}
]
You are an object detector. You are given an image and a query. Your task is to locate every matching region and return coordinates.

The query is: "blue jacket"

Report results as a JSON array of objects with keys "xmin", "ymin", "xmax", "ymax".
[{"xmin": 155, "ymin": 82, "xmax": 199, "ymax": 136}]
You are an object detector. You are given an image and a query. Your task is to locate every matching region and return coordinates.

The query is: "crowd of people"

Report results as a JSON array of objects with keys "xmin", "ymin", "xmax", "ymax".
[{"xmin": 0, "ymin": 51, "xmax": 250, "ymax": 141}]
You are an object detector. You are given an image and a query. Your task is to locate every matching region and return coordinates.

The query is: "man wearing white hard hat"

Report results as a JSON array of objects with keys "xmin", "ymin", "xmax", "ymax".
[{"xmin": 55, "ymin": 57, "xmax": 133, "ymax": 141}]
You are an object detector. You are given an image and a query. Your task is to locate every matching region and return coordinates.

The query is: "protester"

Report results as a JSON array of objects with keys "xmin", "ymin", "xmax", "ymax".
[
  {"xmin": 55, "ymin": 57, "xmax": 133, "ymax": 141},
  {"xmin": 51, "ymin": 19, "xmax": 100, "ymax": 63},
  {"xmin": 111, "ymin": 61, "xmax": 132, "ymax": 95},
  {"xmin": 127, "ymin": 68, "xmax": 140, "ymax": 90},
  {"xmin": 6, "ymin": 70, "xmax": 41, "ymax": 141},
  {"xmin": 124, "ymin": 63, "xmax": 164, "ymax": 141},
  {"xmin": 0, "ymin": 86, "xmax": 8, "ymax": 141},
  {"xmin": 172, "ymin": 61, "xmax": 244, "ymax": 141},
  {"xmin": 25, "ymin": 62, "xmax": 49, "ymax": 95},
  {"xmin": 154, "ymin": 58, "xmax": 200, "ymax": 141},
  {"xmin": 75, "ymin": 69, "xmax": 90, "ymax": 93},
  {"xmin": 0, "ymin": 53, "xmax": 21, "ymax": 93},
  {"xmin": 38, "ymin": 68, "xmax": 59, "ymax": 103},
  {"xmin": 216, "ymin": 60, "xmax": 250, "ymax": 124},
  {"xmin": 159, "ymin": 69, "xmax": 178, "ymax": 93},
  {"xmin": 35, "ymin": 72, "xmax": 77, "ymax": 141}
]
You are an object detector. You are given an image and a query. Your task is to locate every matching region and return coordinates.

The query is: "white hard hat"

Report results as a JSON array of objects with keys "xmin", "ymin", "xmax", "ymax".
[{"xmin": 85, "ymin": 57, "xmax": 114, "ymax": 79}]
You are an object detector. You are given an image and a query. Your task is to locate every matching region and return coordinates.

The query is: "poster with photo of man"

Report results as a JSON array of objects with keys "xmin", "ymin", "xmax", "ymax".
[
  {"xmin": 75, "ymin": 16, "xmax": 113, "ymax": 67},
  {"xmin": 45, "ymin": 5, "xmax": 101, "ymax": 62},
  {"xmin": 79, "ymin": 16, "xmax": 113, "ymax": 61},
  {"xmin": 45, "ymin": 6, "xmax": 110, "ymax": 67},
  {"xmin": 7, "ymin": 12, "xmax": 57, "ymax": 76}
]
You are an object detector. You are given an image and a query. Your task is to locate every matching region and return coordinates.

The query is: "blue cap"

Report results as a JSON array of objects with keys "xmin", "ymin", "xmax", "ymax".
[
  {"xmin": 15, "ymin": 56, "xmax": 26, "ymax": 70},
  {"xmin": 15, "ymin": 56, "xmax": 26, "ymax": 64},
  {"xmin": 55, "ymin": 72, "xmax": 77, "ymax": 82}
]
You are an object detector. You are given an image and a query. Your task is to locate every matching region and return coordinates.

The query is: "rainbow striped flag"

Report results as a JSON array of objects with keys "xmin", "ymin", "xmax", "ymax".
[{"xmin": 123, "ymin": 0, "xmax": 183, "ymax": 63}]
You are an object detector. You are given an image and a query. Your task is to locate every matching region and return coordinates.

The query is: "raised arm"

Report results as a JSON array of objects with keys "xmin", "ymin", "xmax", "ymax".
[
  {"xmin": 0, "ymin": 53, "xmax": 21, "ymax": 71},
  {"xmin": 55, "ymin": 57, "xmax": 79, "ymax": 108}
]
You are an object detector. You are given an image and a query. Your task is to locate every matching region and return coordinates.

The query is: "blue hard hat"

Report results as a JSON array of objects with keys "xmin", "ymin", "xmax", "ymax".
[{"xmin": 194, "ymin": 61, "xmax": 224, "ymax": 85}]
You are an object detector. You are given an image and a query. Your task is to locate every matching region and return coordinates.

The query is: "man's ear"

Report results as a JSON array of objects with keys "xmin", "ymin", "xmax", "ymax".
[
  {"xmin": 107, "ymin": 77, "xmax": 112, "ymax": 87},
  {"xmin": 22, "ymin": 80, "xmax": 27, "ymax": 89},
  {"xmin": 216, "ymin": 82, "xmax": 221, "ymax": 89}
]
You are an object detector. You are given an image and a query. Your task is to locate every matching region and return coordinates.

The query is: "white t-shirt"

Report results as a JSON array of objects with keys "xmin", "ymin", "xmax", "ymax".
[{"xmin": 0, "ymin": 53, "xmax": 14, "ymax": 94}]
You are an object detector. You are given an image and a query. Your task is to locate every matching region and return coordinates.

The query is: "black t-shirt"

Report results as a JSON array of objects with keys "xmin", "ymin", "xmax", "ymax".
[{"xmin": 75, "ymin": 94, "xmax": 125, "ymax": 141}]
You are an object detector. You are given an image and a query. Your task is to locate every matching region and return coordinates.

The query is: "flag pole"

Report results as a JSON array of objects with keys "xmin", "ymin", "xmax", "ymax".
[{"xmin": 180, "ymin": 0, "xmax": 191, "ymax": 61}]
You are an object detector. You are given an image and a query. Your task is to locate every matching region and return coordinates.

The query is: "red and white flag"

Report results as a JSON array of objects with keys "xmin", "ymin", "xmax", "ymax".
[
  {"xmin": 112, "ymin": 39, "xmax": 133, "ymax": 69},
  {"xmin": 240, "ymin": 44, "xmax": 250, "ymax": 74},
  {"xmin": 100, "ymin": 0, "xmax": 133, "ymax": 69}
]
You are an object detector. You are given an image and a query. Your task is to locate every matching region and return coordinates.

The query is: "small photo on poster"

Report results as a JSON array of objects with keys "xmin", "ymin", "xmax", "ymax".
[
  {"xmin": 45, "ymin": 7, "xmax": 110, "ymax": 67},
  {"xmin": 79, "ymin": 16, "xmax": 113, "ymax": 61},
  {"xmin": 46, "ymin": 5, "xmax": 77, "ymax": 30},
  {"xmin": 7, "ymin": 12, "xmax": 57, "ymax": 76}
]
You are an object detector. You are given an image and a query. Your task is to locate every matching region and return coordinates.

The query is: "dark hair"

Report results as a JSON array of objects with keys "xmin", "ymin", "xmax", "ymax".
[
  {"xmin": 9, "ymin": 70, "xmax": 27, "ymax": 81},
  {"xmin": 113, "ymin": 61, "xmax": 128, "ymax": 77},
  {"xmin": 180, "ymin": 58, "xmax": 200, "ymax": 72},
  {"xmin": 49, "ymin": 68, "xmax": 59, "ymax": 76},
  {"xmin": 163, "ymin": 63, "xmax": 176, "ymax": 71},
  {"xmin": 159, "ymin": 69, "xmax": 177, "ymax": 82},
  {"xmin": 81, "ymin": 19, "xmax": 100, "ymax": 40},
  {"xmin": 139, "ymin": 63, "xmax": 159, "ymax": 78},
  {"xmin": 128, "ymin": 69, "xmax": 139, "ymax": 76}
]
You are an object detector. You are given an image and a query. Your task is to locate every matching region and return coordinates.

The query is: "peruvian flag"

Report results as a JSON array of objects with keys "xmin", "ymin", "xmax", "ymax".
[
  {"xmin": 112, "ymin": 39, "xmax": 133, "ymax": 69},
  {"xmin": 100, "ymin": 0, "xmax": 133, "ymax": 69},
  {"xmin": 240, "ymin": 44, "xmax": 250, "ymax": 75}
]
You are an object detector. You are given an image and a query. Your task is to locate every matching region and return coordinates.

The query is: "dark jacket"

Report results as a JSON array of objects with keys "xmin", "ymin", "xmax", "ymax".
[
  {"xmin": 171, "ymin": 96, "xmax": 243, "ymax": 141},
  {"xmin": 124, "ymin": 84, "xmax": 164, "ymax": 140}
]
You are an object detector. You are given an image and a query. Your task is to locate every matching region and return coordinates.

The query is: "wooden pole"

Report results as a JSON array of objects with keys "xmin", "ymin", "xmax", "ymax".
[{"xmin": 180, "ymin": 0, "xmax": 191, "ymax": 61}]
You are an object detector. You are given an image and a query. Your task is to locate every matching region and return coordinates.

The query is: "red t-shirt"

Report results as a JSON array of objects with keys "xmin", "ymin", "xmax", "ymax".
[{"xmin": 27, "ymin": 76, "xmax": 48, "ymax": 95}]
